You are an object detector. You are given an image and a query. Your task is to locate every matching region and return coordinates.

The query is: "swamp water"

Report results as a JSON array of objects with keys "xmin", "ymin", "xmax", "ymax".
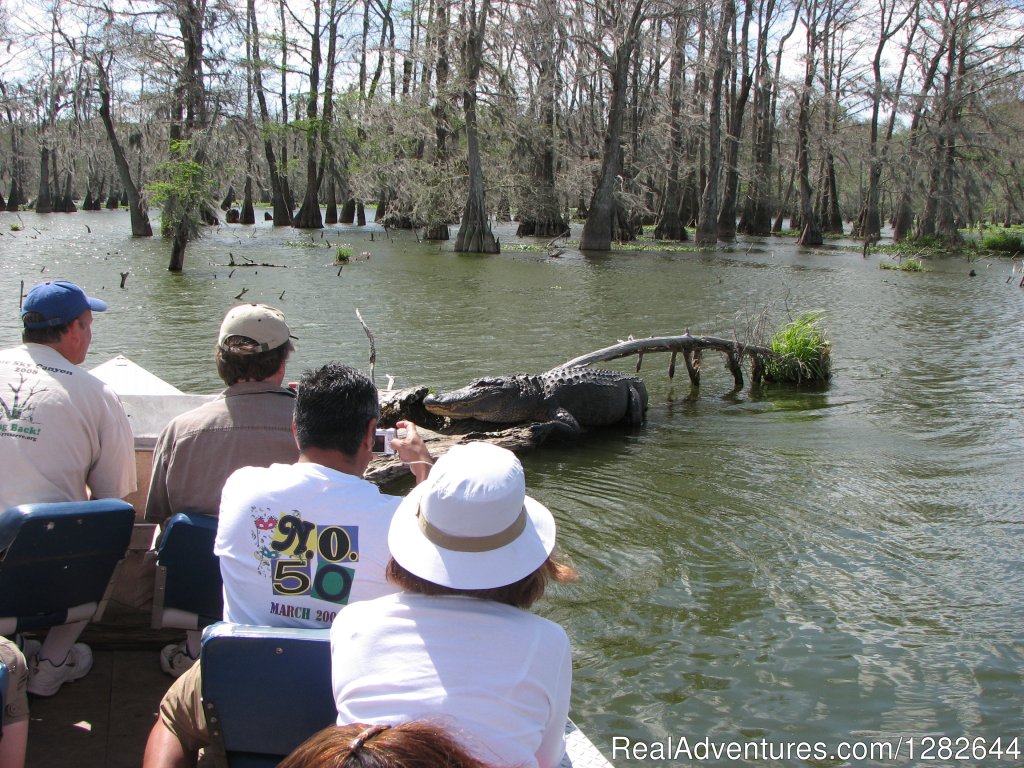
[{"xmin": 1, "ymin": 210, "xmax": 1021, "ymax": 766}]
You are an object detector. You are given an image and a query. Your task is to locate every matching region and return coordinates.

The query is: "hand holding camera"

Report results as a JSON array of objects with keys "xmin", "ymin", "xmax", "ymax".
[{"xmin": 384, "ymin": 420, "xmax": 434, "ymax": 484}]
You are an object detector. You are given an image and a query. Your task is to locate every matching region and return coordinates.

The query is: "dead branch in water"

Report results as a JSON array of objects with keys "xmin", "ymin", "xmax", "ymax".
[
  {"xmin": 355, "ymin": 308, "xmax": 377, "ymax": 383},
  {"xmin": 559, "ymin": 333, "xmax": 779, "ymax": 388}
]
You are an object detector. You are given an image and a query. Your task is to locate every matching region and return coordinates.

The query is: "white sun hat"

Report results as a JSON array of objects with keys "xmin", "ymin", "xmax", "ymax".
[{"xmin": 388, "ymin": 442, "xmax": 556, "ymax": 590}]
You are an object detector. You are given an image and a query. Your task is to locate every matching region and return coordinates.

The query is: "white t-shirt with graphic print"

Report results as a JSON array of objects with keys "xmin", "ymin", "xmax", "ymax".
[
  {"xmin": 215, "ymin": 461, "xmax": 400, "ymax": 628},
  {"xmin": 0, "ymin": 343, "xmax": 136, "ymax": 511}
]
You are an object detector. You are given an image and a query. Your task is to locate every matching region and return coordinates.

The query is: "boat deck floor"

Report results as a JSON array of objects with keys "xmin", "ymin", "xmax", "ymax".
[{"xmin": 25, "ymin": 613, "xmax": 181, "ymax": 768}]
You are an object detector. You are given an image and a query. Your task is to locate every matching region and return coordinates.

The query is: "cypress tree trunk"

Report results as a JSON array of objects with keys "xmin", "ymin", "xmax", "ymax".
[
  {"xmin": 325, "ymin": 177, "xmax": 338, "ymax": 224},
  {"xmin": 654, "ymin": 14, "xmax": 688, "ymax": 242},
  {"xmin": 795, "ymin": 17, "xmax": 822, "ymax": 247},
  {"xmin": 58, "ymin": 170, "xmax": 76, "ymax": 212},
  {"xmin": 580, "ymin": 26, "xmax": 636, "ymax": 250},
  {"xmin": 8, "ymin": 170, "xmax": 21, "ymax": 213},
  {"xmin": 250, "ymin": 0, "xmax": 291, "ymax": 226},
  {"xmin": 292, "ymin": 1, "xmax": 324, "ymax": 231},
  {"xmin": 36, "ymin": 148, "xmax": 53, "ymax": 213},
  {"xmin": 515, "ymin": 26, "xmax": 568, "ymax": 240},
  {"xmin": 717, "ymin": 0, "xmax": 753, "ymax": 240},
  {"xmin": 169, "ymin": 227, "xmax": 188, "ymax": 272},
  {"xmin": 240, "ymin": 177, "xmax": 256, "ymax": 225},
  {"xmin": 453, "ymin": 0, "xmax": 497, "ymax": 253},
  {"xmin": 2, "ymin": 100, "xmax": 23, "ymax": 212},
  {"xmin": 696, "ymin": 0, "xmax": 733, "ymax": 245},
  {"xmin": 892, "ymin": 193, "xmax": 914, "ymax": 241}
]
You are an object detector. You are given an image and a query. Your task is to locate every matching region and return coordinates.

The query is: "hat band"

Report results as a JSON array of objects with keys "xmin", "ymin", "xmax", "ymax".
[
  {"xmin": 23, "ymin": 317, "xmax": 69, "ymax": 329},
  {"xmin": 417, "ymin": 505, "xmax": 528, "ymax": 553},
  {"xmin": 219, "ymin": 337, "xmax": 285, "ymax": 354}
]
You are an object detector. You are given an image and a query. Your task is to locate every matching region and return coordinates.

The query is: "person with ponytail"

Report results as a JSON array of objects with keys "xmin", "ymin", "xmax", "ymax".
[{"xmin": 280, "ymin": 722, "xmax": 500, "ymax": 768}]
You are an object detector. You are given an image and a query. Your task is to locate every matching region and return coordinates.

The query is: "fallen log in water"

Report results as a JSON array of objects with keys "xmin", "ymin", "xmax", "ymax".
[
  {"xmin": 366, "ymin": 334, "xmax": 791, "ymax": 487},
  {"xmin": 560, "ymin": 333, "xmax": 779, "ymax": 389}
]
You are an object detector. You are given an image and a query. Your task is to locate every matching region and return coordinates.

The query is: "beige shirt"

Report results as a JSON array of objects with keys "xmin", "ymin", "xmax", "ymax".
[
  {"xmin": 145, "ymin": 381, "xmax": 298, "ymax": 525},
  {"xmin": 0, "ymin": 343, "xmax": 136, "ymax": 511}
]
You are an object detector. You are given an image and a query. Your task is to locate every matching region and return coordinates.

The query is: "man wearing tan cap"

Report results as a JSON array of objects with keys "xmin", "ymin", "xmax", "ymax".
[{"xmin": 145, "ymin": 304, "xmax": 300, "ymax": 676}]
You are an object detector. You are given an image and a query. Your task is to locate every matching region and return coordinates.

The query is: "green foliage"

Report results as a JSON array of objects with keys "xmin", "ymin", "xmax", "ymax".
[
  {"xmin": 607, "ymin": 236, "xmax": 701, "ymax": 253},
  {"xmin": 335, "ymin": 244, "xmax": 353, "ymax": 263},
  {"xmin": 905, "ymin": 234, "xmax": 947, "ymax": 249},
  {"xmin": 763, "ymin": 311, "xmax": 832, "ymax": 384},
  {"xmin": 880, "ymin": 258, "xmax": 924, "ymax": 272},
  {"xmin": 872, "ymin": 235, "xmax": 963, "ymax": 258},
  {"xmin": 284, "ymin": 239, "xmax": 329, "ymax": 249},
  {"xmin": 289, "ymin": 117, "xmax": 326, "ymax": 136},
  {"xmin": 981, "ymin": 231, "xmax": 1024, "ymax": 252},
  {"xmin": 9, "ymin": 223, "xmax": 21, "ymax": 232},
  {"xmin": 147, "ymin": 139, "xmax": 214, "ymax": 240}
]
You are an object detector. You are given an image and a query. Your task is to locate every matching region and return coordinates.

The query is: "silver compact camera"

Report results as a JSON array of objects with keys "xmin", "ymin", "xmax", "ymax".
[{"xmin": 373, "ymin": 427, "xmax": 396, "ymax": 455}]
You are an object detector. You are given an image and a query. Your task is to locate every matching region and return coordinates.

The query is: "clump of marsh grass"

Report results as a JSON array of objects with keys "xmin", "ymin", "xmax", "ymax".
[
  {"xmin": 335, "ymin": 244, "xmax": 353, "ymax": 263},
  {"xmin": 982, "ymin": 231, "xmax": 1024, "ymax": 253},
  {"xmin": 763, "ymin": 311, "xmax": 832, "ymax": 383},
  {"xmin": 880, "ymin": 257, "xmax": 924, "ymax": 272}
]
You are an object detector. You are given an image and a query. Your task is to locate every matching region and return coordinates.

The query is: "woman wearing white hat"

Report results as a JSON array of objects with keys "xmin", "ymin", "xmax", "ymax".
[{"xmin": 329, "ymin": 441, "xmax": 576, "ymax": 768}]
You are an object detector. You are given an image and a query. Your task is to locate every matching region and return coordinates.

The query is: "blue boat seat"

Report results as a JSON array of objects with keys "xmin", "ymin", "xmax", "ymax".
[
  {"xmin": 152, "ymin": 512, "xmax": 223, "ymax": 630},
  {"xmin": 201, "ymin": 622, "xmax": 335, "ymax": 768},
  {"xmin": 0, "ymin": 499, "xmax": 135, "ymax": 635}
]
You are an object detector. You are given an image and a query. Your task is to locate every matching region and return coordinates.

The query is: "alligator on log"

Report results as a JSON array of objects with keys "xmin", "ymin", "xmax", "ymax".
[
  {"xmin": 366, "ymin": 333, "xmax": 781, "ymax": 487},
  {"xmin": 423, "ymin": 367, "xmax": 649, "ymax": 442}
]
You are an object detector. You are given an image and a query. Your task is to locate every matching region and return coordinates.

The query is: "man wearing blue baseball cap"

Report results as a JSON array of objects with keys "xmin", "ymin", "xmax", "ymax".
[{"xmin": 0, "ymin": 280, "xmax": 136, "ymax": 697}]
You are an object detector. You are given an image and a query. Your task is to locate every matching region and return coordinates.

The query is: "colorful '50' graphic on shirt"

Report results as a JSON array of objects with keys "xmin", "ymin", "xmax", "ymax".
[{"xmin": 250, "ymin": 509, "xmax": 359, "ymax": 605}]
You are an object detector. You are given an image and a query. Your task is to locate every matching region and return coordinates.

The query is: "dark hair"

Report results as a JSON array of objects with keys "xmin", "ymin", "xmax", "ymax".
[
  {"xmin": 22, "ymin": 313, "xmax": 73, "ymax": 344},
  {"xmin": 278, "ymin": 722, "xmax": 498, "ymax": 768},
  {"xmin": 386, "ymin": 553, "xmax": 577, "ymax": 610},
  {"xmin": 294, "ymin": 363, "xmax": 379, "ymax": 456},
  {"xmin": 215, "ymin": 336, "xmax": 292, "ymax": 385}
]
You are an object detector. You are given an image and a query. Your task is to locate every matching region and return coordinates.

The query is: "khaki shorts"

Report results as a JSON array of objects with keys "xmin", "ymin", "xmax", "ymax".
[
  {"xmin": 0, "ymin": 638, "xmax": 30, "ymax": 726},
  {"xmin": 159, "ymin": 662, "xmax": 211, "ymax": 756}
]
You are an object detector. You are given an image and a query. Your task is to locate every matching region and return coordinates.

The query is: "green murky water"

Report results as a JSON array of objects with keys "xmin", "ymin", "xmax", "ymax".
[{"xmin": 2, "ymin": 210, "xmax": 1022, "ymax": 766}]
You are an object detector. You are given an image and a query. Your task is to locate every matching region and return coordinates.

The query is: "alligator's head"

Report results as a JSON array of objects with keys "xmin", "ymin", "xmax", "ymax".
[{"xmin": 424, "ymin": 375, "xmax": 546, "ymax": 423}]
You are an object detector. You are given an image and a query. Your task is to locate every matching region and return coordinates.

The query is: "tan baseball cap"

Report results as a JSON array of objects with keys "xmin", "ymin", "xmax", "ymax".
[{"xmin": 218, "ymin": 304, "xmax": 296, "ymax": 353}]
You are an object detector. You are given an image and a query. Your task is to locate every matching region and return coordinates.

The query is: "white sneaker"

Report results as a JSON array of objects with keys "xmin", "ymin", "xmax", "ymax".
[
  {"xmin": 27, "ymin": 643, "xmax": 94, "ymax": 697},
  {"xmin": 160, "ymin": 642, "xmax": 198, "ymax": 678},
  {"xmin": 16, "ymin": 635, "xmax": 42, "ymax": 661}
]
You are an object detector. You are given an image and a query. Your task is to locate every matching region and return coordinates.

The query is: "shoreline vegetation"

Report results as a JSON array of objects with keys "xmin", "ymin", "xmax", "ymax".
[
  {"xmin": 503, "ymin": 227, "xmax": 1024, "ymax": 260},
  {"xmin": 3, "ymin": 204, "xmax": 1021, "ymax": 265},
  {"xmin": 1, "ymin": 0, "xmax": 1022, "ymax": 268}
]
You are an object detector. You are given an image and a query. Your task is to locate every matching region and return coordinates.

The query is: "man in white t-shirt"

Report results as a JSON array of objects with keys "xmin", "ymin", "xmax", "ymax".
[
  {"xmin": 0, "ymin": 280, "xmax": 136, "ymax": 698},
  {"xmin": 142, "ymin": 362, "xmax": 432, "ymax": 768}
]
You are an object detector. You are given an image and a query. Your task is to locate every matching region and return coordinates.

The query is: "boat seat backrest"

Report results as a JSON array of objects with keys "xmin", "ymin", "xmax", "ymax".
[
  {"xmin": 0, "ymin": 500, "xmax": 135, "ymax": 633},
  {"xmin": 152, "ymin": 512, "xmax": 223, "ymax": 630},
  {"xmin": 201, "ymin": 622, "xmax": 336, "ymax": 768}
]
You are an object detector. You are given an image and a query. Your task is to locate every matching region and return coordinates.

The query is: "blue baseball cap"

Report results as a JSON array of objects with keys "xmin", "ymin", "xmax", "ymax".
[{"xmin": 21, "ymin": 281, "xmax": 108, "ymax": 328}]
